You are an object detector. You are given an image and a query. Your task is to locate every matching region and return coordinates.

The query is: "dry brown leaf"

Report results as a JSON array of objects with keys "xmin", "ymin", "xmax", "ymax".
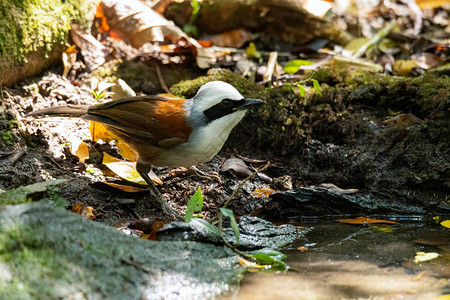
[
  {"xmin": 337, "ymin": 216, "xmax": 399, "ymax": 225},
  {"xmin": 70, "ymin": 24, "xmax": 106, "ymax": 71},
  {"xmin": 381, "ymin": 113, "xmax": 423, "ymax": 126},
  {"xmin": 209, "ymin": 29, "xmax": 257, "ymax": 48},
  {"xmin": 67, "ymin": 135, "xmax": 89, "ymax": 163},
  {"xmin": 98, "ymin": 0, "xmax": 185, "ymax": 48},
  {"xmin": 316, "ymin": 183, "xmax": 359, "ymax": 194},
  {"xmin": 412, "ymin": 53, "xmax": 445, "ymax": 69},
  {"xmin": 71, "ymin": 203, "xmax": 97, "ymax": 220}
]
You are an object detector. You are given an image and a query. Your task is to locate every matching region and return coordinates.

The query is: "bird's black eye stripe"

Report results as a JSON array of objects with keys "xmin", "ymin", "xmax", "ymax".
[{"xmin": 204, "ymin": 99, "xmax": 246, "ymax": 122}]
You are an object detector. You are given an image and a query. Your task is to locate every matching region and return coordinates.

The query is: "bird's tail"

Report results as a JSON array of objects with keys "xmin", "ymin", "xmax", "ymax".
[{"xmin": 26, "ymin": 105, "xmax": 90, "ymax": 117}]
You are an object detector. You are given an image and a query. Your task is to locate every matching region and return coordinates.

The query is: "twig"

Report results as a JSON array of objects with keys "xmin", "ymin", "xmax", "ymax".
[
  {"xmin": 154, "ymin": 63, "xmax": 170, "ymax": 94},
  {"xmin": 0, "ymin": 147, "xmax": 27, "ymax": 166},
  {"xmin": 263, "ymin": 52, "xmax": 278, "ymax": 82},
  {"xmin": 209, "ymin": 161, "xmax": 270, "ymax": 224},
  {"xmin": 223, "ymin": 161, "xmax": 270, "ymax": 209},
  {"xmin": 352, "ymin": 20, "xmax": 397, "ymax": 58}
]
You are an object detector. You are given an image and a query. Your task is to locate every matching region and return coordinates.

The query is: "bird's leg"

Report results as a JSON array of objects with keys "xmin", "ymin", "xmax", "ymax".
[
  {"xmin": 136, "ymin": 161, "xmax": 183, "ymax": 220},
  {"xmin": 169, "ymin": 166, "xmax": 222, "ymax": 184}
]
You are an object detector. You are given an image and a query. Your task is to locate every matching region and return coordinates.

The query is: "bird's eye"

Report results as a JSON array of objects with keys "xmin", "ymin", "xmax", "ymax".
[{"xmin": 222, "ymin": 99, "xmax": 232, "ymax": 107}]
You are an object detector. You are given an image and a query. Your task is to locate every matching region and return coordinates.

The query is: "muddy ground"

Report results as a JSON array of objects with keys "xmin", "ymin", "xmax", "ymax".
[{"xmin": 0, "ymin": 65, "xmax": 449, "ymax": 228}]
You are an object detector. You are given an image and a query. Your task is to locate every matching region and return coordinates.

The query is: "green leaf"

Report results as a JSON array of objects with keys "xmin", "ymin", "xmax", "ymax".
[
  {"xmin": 252, "ymin": 249, "xmax": 286, "ymax": 260},
  {"xmin": 250, "ymin": 253, "xmax": 275, "ymax": 264},
  {"xmin": 311, "ymin": 79, "xmax": 322, "ymax": 96},
  {"xmin": 248, "ymin": 249, "xmax": 288, "ymax": 271},
  {"xmin": 185, "ymin": 187, "xmax": 203, "ymax": 222},
  {"xmin": 190, "ymin": 218, "xmax": 220, "ymax": 236},
  {"xmin": 283, "ymin": 59, "xmax": 314, "ymax": 74},
  {"xmin": 298, "ymin": 84, "xmax": 306, "ymax": 98},
  {"xmin": 220, "ymin": 208, "xmax": 240, "ymax": 244}
]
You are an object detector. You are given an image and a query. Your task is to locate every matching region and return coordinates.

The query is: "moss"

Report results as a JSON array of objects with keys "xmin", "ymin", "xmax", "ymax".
[
  {"xmin": 0, "ymin": 0, "xmax": 96, "ymax": 63},
  {"xmin": 311, "ymin": 67, "xmax": 450, "ymax": 118},
  {"xmin": 170, "ymin": 68, "xmax": 267, "ymax": 99}
]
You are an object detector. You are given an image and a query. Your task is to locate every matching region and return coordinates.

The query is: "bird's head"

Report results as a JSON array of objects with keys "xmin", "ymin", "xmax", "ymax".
[{"xmin": 187, "ymin": 81, "xmax": 265, "ymax": 126}]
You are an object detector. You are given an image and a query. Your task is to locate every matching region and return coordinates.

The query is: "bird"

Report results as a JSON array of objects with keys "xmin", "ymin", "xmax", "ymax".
[{"xmin": 28, "ymin": 81, "xmax": 265, "ymax": 219}]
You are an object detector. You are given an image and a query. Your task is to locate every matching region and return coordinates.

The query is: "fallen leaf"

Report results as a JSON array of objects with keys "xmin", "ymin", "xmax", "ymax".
[
  {"xmin": 237, "ymin": 256, "xmax": 267, "ymax": 269},
  {"xmin": 62, "ymin": 46, "xmax": 77, "ymax": 77},
  {"xmin": 246, "ymin": 42, "xmax": 261, "ymax": 59},
  {"xmin": 441, "ymin": 220, "xmax": 450, "ymax": 228},
  {"xmin": 337, "ymin": 216, "xmax": 399, "ymax": 225},
  {"xmin": 98, "ymin": 0, "xmax": 185, "ymax": 47},
  {"xmin": 252, "ymin": 187, "xmax": 276, "ymax": 198},
  {"xmin": 283, "ymin": 59, "xmax": 314, "ymax": 74},
  {"xmin": 71, "ymin": 203, "xmax": 97, "ymax": 220},
  {"xmin": 415, "ymin": 0, "xmax": 449, "ymax": 9},
  {"xmin": 372, "ymin": 224, "xmax": 394, "ymax": 233},
  {"xmin": 393, "ymin": 60, "xmax": 418, "ymax": 76},
  {"xmin": 90, "ymin": 182, "xmax": 149, "ymax": 197},
  {"xmin": 381, "ymin": 113, "xmax": 423, "ymax": 126},
  {"xmin": 67, "ymin": 135, "xmax": 89, "ymax": 163},
  {"xmin": 90, "ymin": 122, "xmax": 137, "ymax": 161},
  {"xmin": 414, "ymin": 252, "xmax": 439, "ymax": 263},
  {"xmin": 209, "ymin": 29, "xmax": 257, "ymax": 48},
  {"xmin": 70, "ymin": 23, "xmax": 107, "ymax": 71},
  {"xmin": 412, "ymin": 53, "xmax": 445, "ymax": 69},
  {"xmin": 316, "ymin": 183, "xmax": 358, "ymax": 194},
  {"xmin": 102, "ymin": 152, "xmax": 162, "ymax": 185}
]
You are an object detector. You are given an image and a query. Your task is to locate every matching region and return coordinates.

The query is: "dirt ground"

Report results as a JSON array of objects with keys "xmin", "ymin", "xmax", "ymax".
[{"xmin": 1, "ymin": 65, "xmax": 449, "ymax": 229}]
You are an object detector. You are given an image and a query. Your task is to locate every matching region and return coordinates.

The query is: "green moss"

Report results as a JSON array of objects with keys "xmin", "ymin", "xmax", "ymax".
[
  {"xmin": 1, "ymin": 131, "xmax": 13, "ymax": 145},
  {"xmin": 0, "ymin": 225, "xmax": 87, "ymax": 299},
  {"xmin": 0, "ymin": 0, "xmax": 96, "ymax": 63},
  {"xmin": 170, "ymin": 68, "xmax": 267, "ymax": 99},
  {"xmin": 312, "ymin": 67, "xmax": 450, "ymax": 118}
]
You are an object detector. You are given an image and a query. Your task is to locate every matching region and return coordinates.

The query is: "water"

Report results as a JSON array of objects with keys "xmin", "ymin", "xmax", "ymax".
[{"xmin": 234, "ymin": 215, "xmax": 450, "ymax": 299}]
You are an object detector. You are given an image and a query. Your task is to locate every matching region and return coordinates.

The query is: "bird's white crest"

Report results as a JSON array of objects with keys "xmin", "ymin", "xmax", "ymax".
[{"xmin": 191, "ymin": 81, "xmax": 244, "ymax": 112}]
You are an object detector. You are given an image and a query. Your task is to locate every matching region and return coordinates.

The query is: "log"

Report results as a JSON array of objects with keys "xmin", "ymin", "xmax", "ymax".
[{"xmin": 0, "ymin": 0, "xmax": 98, "ymax": 87}]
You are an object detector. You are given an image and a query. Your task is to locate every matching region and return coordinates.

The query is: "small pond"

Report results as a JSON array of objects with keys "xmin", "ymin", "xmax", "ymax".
[{"xmin": 234, "ymin": 215, "xmax": 450, "ymax": 299}]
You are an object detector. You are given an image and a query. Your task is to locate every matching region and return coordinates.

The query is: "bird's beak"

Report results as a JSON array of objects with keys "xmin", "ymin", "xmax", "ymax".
[{"xmin": 238, "ymin": 98, "xmax": 265, "ymax": 110}]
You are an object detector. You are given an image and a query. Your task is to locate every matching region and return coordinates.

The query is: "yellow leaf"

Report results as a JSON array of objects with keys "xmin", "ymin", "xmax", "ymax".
[
  {"xmin": 252, "ymin": 187, "xmax": 276, "ymax": 198},
  {"xmin": 90, "ymin": 122, "xmax": 137, "ymax": 161},
  {"xmin": 414, "ymin": 252, "xmax": 440, "ymax": 263},
  {"xmin": 237, "ymin": 256, "xmax": 266, "ymax": 269},
  {"xmin": 102, "ymin": 152, "xmax": 162, "ymax": 185},
  {"xmin": 372, "ymin": 224, "xmax": 394, "ymax": 233},
  {"xmin": 393, "ymin": 60, "xmax": 418, "ymax": 76},
  {"xmin": 436, "ymin": 294, "xmax": 450, "ymax": 300},
  {"xmin": 67, "ymin": 135, "xmax": 89, "ymax": 163},
  {"xmin": 245, "ymin": 42, "xmax": 261, "ymax": 59},
  {"xmin": 440, "ymin": 220, "xmax": 450, "ymax": 228}
]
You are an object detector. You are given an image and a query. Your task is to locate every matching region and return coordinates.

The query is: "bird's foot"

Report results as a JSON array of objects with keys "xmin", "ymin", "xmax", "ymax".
[
  {"xmin": 150, "ymin": 192, "xmax": 183, "ymax": 220},
  {"xmin": 169, "ymin": 166, "xmax": 222, "ymax": 183}
]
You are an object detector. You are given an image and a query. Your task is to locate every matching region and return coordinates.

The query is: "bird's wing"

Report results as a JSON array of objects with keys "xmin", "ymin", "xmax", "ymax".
[{"xmin": 84, "ymin": 95, "xmax": 191, "ymax": 148}]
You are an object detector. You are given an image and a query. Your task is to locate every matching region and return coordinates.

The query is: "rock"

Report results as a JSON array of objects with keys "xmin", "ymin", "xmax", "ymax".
[{"xmin": 0, "ymin": 202, "xmax": 244, "ymax": 299}]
